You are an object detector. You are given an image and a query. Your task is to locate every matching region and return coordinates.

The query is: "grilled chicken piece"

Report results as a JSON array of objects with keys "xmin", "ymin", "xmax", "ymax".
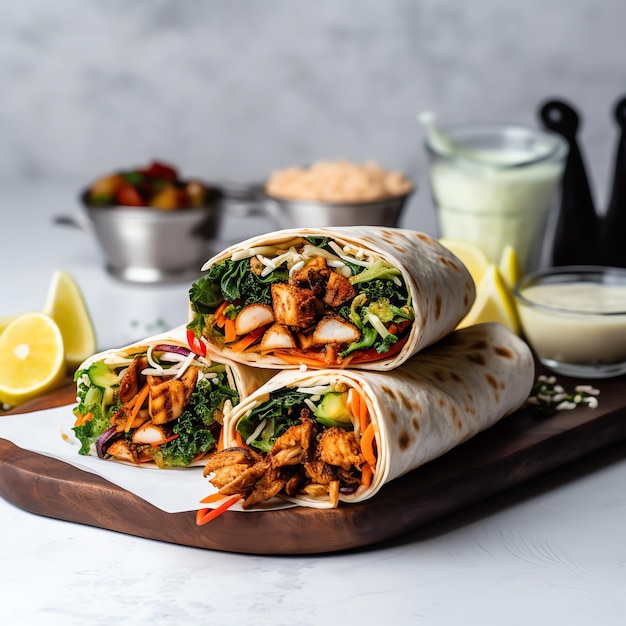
[
  {"xmin": 250, "ymin": 256, "xmax": 265, "ymax": 275},
  {"xmin": 234, "ymin": 303, "xmax": 275, "ymax": 336},
  {"xmin": 317, "ymin": 427, "xmax": 364, "ymax": 471},
  {"xmin": 203, "ymin": 447, "xmax": 261, "ymax": 476},
  {"xmin": 291, "ymin": 257, "xmax": 330, "ymax": 296},
  {"xmin": 311, "ymin": 315, "xmax": 361, "ymax": 346},
  {"xmin": 284, "ymin": 471, "xmax": 306, "ymax": 496},
  {"xmin": 211, "ymin": 464, "xmax": 257, "ymax": 489},
  {"xmin": 242, "ymin": 466, "xmax": 291, "ymax": 509},
  {"xmin": 271, "ymin": 283, "xmax": 316, "ymax": 328},
  {"xmin": 106, "ymin": 439, "xmax": 152, "ymax": 464},
  {"xmin": 148, "ymin": 366, "xmax": 198, "ymax": 425},
  {"xmin": 303, "ymin": 454, "xmax": 339, "ymax": 485},
  {"xmin": 259, "ymin": 324, "xmax": 297, "ymax": 351},
  {"xmin": 132, "ymin": 422, "xmax": 169, "ymax": 445},
  {"xmin": 218, "ymin": 459, "xmax": 272, "ymax": 496},
  {"xmin": 205, "ymin": 411, "xmax": 363, "ymax": 509},
  {"xmin": 269, "ymin": 416, "xmax": 315, "ymax": 467},
  {"xmin": 111, "ymin": 405, "xmax": 150, "ymax": 432},
  {"xmin": 323, "ymin": 271, "xmax": 356, "ymax": 308},
  {"xmin": 119, "ymin": 356, "xmax": 149, "ymax": 402}
]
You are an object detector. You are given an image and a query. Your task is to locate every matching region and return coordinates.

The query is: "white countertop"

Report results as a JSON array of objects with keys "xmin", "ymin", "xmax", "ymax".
[{"xmin": 1, "ymin": 181, "xmax": 625, "ymax": 626}]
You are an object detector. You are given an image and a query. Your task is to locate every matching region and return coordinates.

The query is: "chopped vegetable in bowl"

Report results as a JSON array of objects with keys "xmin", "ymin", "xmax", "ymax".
[{"xmin": 85, "ymin": 160, "xmax": 217, "ymax": 209}]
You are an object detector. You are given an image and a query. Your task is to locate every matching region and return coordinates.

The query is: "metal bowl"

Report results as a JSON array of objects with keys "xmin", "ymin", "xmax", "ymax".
[
  {"xmin": 56, "ymin": 189, "xmax": 223, "ymax": 284},
  {"xmin": 223, "ymin": 182, "xmax": 414, "ymax": 229}
]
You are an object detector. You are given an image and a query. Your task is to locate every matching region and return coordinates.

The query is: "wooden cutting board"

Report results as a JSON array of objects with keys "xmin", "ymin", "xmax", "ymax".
[{"xmin": 1, "ymin": 371, "xmax": 626, "ymax": 555}]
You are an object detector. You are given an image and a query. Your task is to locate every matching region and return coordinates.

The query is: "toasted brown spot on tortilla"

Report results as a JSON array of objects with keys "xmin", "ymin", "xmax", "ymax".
[
  {"xmin": 416, "ymin": 232, "xmax": 436, "ymax": 245},
  {"xmin": 411, "ymin": 417, "xmax": 420, "ymax": 431},
  {"xmin": 485, "ymin": 373, "xmax": 498, "ymax": 389},
  {"xmin": 438, "ymin": 255, "xmax": 460, "ymax": 271},
  {"xmin": 450, "ymin": 406, "xmax": 463, "ymax": 431},
  {"xmin": 432, "ymin": 368, "xmax": 446, "ymax": 382},
  {"xmin": 466, "ymin": 353, "xmax": 486, "ymax": 366},
  {"xmin": 434, "ymin": 293, "xmax": 442, "ymax": 320},
  {"xmin": 464, "ymin": 293, "xmax": 470, "ymax": 307},
  {"xmin": 398, "ymin": 430, "xmax": 412, "ymax": 450},
  {"xmin": 470, "ymin": 341, "xmax": 489, "ymax": 350},
  {"xmin": 450, "ymin": 371, "xmax": 462, "ymax": 383},
  {"xmin": 400, "ymin": 392, "xmax": 417, "ymax": 412},
  {"xmin": 383, "ymin": 386, "xmax": 399, "ymax": 402},
  {"xmin": 494, "ymin": 346, "xmax": 514, "ymax": 359},
  {"xmin": 438, "ymin": 397, "xmax": 446, "ymax": 408},
  {"xmin": 485, "ymin": 373, "xmax": 500, "ymax": 402}
]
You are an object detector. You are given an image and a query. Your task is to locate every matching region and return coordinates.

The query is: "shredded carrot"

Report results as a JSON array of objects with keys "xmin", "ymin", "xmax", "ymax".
[
  {"xmin": 195, "ymin": 495, "xmax": 242, "ymax": 526},
  {"xmin": 229, "ymin": 325, "xmax": 268, "ymax": 352},
  {"xmin": 151, "ymin": 433, "xmax": 178, "ymax": 448},
  {"xmin": 349, "ymin": 387, "xmax": 369, "ymax": 434},
  {"xmin": 214, "ymin": 300, "xmax": 230, "ymax": 327},
  {"xmin": 233, "ymin": 430, "xmax": 245, "ymax": 448},
  {"xmin": 349, "ymin": 334, "xmax": 409, "ymax": 364},
  {"xmin": 217, "ymin": 425, "xmax": 225, "ymax": 451},
  {"xmin": 272, "ymin": 350, "xmax": 335, "ymax": 368},
  {"xmin": 73, "ymin": 411, "xmax": 94, "ymax": 427},
  {"xmin": 224, "ymin": 318, "xmax": 237, "ymax": 343},
  {"xmin": 272, "ymin": 348, "xmax": 356, "ymax": 368},
  {"xmin": 358, "ymin": 395, "xmax": 368, "ymax": 434},
  {"xmin": 199, "ymin": 492, "xmax": 230, "ymax": 504},
  {"xmin": 125, "ymin": 384, "xmax": 149, "ymax": 432},
  {"xmin": 360, "ymin": 462, "xmax": 373, "ymax": 487},
  {"xmin": 360, "ymin": 423, "xmax": 377, "ymax": 467}
]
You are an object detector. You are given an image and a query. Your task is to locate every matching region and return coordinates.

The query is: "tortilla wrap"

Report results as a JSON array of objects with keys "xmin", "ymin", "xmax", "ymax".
[
  {"xmin": 187, "ymin": 227, "xmax": 475, "ymax": 371},
  {"xmin": 204, "ymin": 322, "xmax": 534, "ymax": 508},
  {"xmin": 72, "ymin": 325, "xmax": 274, "ymax": 467}
]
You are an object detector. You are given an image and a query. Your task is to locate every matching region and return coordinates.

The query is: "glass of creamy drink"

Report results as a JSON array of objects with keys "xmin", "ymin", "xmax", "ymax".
[
  {"xmin": 424, "ymin": 124, "xmax": 568, "ymax": 272},
  {"xmin": 514, "ymin": 266, "xmax": 626, "ymax": 378}
]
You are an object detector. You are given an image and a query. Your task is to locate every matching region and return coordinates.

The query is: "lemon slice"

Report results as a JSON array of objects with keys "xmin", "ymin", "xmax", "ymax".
[
  {"xmin": 439, "ymin": 238, "xmax": 490, "ymax": 286},
  {"xmin": 43, "ymin": 269, "xmax": 97, "ymax": 371},
  {"xmin": 499, "ymin": 245, "xmax": 523, "ymax": 291},
  {"xmin": 0, "ymin": 315, "xmax": 17, "ymax": 336},
  {"xmin": 457, "ymin": 264, "xmax": 521, "ymax": 334},
  {"xmin": 0, "ymin": 312, "xmax": 66, "ymax": 407}
]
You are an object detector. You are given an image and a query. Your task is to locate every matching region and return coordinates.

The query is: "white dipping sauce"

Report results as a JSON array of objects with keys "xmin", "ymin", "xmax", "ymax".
[{"xmin": 517, "ymin": 282, "xmax": 626, "ymax": 364}]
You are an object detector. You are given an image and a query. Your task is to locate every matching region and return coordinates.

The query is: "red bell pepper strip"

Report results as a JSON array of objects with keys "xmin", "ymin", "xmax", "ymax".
[
  {"xmin": 187, "ymin": 329, "xmax": 207, "ymax": 357},
  {"xmin": 195, "ymin": 495, "xmax": 242, "ymax": 526}
]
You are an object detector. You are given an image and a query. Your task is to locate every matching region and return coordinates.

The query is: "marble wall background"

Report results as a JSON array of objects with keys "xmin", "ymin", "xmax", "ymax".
[{"xmin": 1, "ymin": 0, "xmax": 625, "ymax": 234}]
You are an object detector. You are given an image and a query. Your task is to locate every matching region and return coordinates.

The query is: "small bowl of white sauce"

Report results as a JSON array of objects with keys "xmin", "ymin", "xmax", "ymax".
[{"xmin": 514, "ymin": 266, "xmax": 626, "ymax": 378}]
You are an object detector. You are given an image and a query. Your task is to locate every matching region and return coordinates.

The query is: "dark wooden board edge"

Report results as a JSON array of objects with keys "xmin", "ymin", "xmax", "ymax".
[{"xmin": 1, "ymin": 375, "xmax": 626, "ymax": 555}]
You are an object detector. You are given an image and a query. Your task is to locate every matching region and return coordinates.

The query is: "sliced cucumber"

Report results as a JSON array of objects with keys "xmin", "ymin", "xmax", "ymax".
[{"xmin": 88, "ymin": 361, "xmax": 120, "ymax": 389}]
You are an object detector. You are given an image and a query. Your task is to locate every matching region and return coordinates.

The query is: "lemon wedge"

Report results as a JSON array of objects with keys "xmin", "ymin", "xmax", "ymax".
[
  {"xmin": 0, "ymin": 312, "xmax": 66, "ymax": 407},
  {"xmin": 499, "ymin": 245, "xmax": 523, "ymax": 291},
  {"xmin": 0, "ymin": 315, "xmax": 17, "ymax": 336},
  {"xmin": 439, "ymin": 238, "xmax": 490, "ymax": 286},
  {"xmin": 43, "ymin": 269, "xmax": 97, "ymax": 371},
  {"xmin": 457, "ymin": 264, "xmax": 521, "ymax": 334}
]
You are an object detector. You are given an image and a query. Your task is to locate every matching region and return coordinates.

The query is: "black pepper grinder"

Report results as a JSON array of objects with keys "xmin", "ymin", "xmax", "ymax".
[
  {"xmin": 601, "ymin": 95, "xmax": 626, "ymax": 267},
  {"xmin": 539, "ymin": 99, "xmax": 602, "ymax": 266}
]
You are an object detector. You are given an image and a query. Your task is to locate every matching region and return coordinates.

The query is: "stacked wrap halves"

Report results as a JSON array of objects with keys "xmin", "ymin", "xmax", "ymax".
[{"xmin": 186, "ymin": 227, "xmax": 534, "ymax": 509}]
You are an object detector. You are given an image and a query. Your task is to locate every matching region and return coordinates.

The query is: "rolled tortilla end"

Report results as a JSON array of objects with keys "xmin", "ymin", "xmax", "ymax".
[{"xmin": 212, "ymin": 322, "xmax": 534, "ymax": 508}]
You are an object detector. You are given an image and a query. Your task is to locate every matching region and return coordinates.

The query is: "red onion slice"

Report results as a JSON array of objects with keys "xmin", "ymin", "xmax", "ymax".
[
  {"xmin": 153, "ymin": 344, "xmax": 192, "ymax": 357},
  {"xmin": 96, "ymin": 425, "xmax": 120, "ymax": 458}
]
